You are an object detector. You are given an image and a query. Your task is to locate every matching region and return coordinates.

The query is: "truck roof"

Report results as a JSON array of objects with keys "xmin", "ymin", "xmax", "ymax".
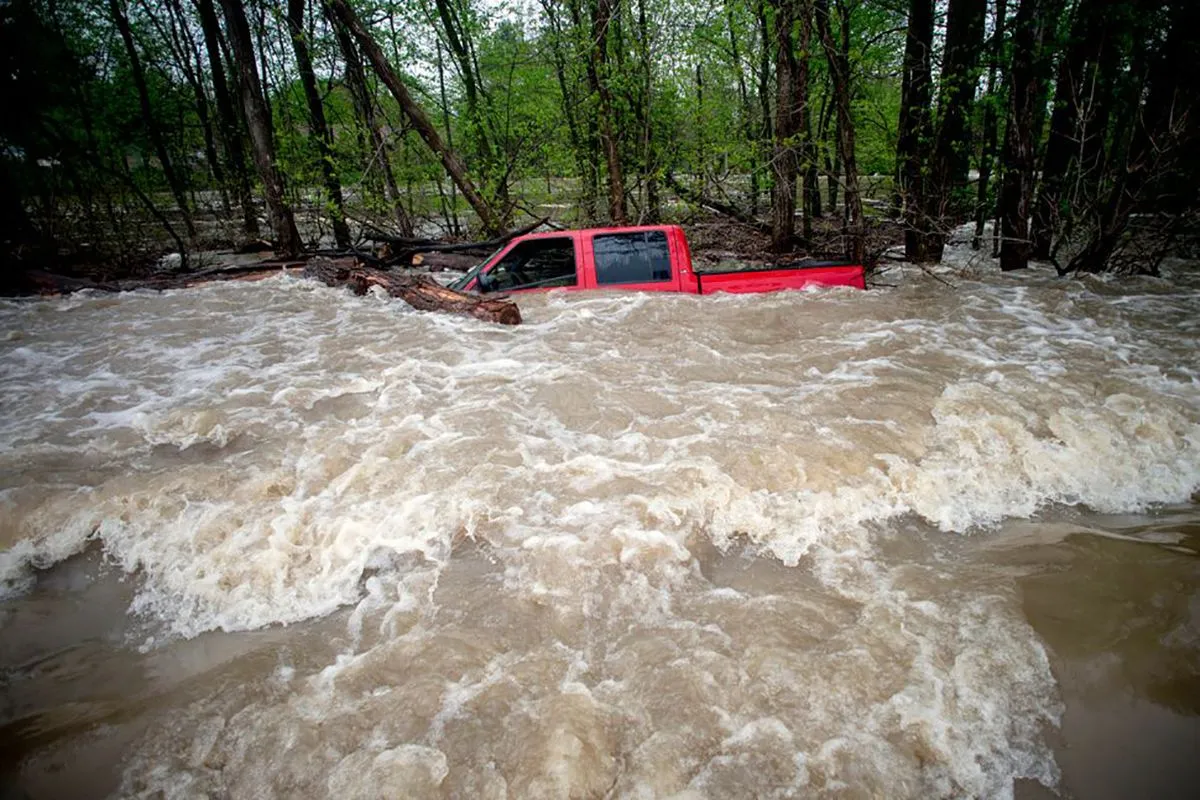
[{"xmin": 514, "ymin": 224, "xmax": 684, "ymax": 240}]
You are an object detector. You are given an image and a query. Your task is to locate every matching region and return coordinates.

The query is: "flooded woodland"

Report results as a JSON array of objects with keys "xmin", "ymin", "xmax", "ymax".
[{"xmin": 3, "ymin": 0, "xmax": 1200, "ymax": 797}]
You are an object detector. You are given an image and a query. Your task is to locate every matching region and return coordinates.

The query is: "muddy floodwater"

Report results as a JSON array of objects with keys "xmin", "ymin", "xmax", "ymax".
[{"xmin": 1, "ymin": 265, "xmax": 1198, "ymax": 799}]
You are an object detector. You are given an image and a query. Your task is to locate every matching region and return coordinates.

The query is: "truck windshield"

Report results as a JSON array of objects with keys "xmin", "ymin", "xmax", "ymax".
[{"xmin": 449, "ymin": 246, "xmax": 505, "ymax": 291}]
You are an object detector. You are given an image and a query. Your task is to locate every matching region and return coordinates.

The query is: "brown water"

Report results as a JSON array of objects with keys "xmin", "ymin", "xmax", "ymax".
[{"xmin": 1, "ymin": 263, "xmax": 1198, "ymax": 798}]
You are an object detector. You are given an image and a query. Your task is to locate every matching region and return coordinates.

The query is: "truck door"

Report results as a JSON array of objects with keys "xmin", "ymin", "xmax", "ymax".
[
  {"xmin": 587, "ymin": 229, "xmax": 681, "ymax": 292},
  {"xmin": 473, "ymin": 236, "xmax": 580, "ymax": 293}
]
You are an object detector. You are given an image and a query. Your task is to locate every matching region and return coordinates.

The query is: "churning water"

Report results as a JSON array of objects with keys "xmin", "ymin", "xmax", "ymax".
[{"xmin": 1, "ymin": 263, "xmax": 1198, "ymax": 798}]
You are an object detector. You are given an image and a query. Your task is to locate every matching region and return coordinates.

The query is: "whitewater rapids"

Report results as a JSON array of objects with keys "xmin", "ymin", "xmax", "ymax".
[{"xmin": 1, "ymin": 261, "xmax": 1198, "ymax": 798}]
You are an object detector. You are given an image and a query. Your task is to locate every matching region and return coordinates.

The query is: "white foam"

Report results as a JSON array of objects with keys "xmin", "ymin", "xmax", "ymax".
[{"xmin": 4, "ymin": 266, "xmax": 1200, "ymax": 795}]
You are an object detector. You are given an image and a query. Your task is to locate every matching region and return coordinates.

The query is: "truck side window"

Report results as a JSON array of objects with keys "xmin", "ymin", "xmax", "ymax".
[
  {"xmin": 482, "ymin": 238, "xmax": 577, "ymax": 291},
  {"xmin": 593, "ymin": 231, "xmax": 672, "ymax": 285}
]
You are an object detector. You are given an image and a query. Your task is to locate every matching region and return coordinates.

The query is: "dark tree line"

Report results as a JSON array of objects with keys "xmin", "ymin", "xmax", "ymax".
[
  {"xmin": 1, "ymin": 0, "xmax": 1197, "ymax": 275},
  {"xmin": 897, "ymin": 0, "xmax": 1200, "ymax": 274}
]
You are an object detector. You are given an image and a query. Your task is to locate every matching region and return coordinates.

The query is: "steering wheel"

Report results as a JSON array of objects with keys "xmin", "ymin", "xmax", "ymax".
[{"xmin": 507, "ymin": 267, "xmax": 533, "ymax": 288}]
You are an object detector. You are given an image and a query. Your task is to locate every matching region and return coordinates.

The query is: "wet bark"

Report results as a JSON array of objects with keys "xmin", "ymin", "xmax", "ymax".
[
  {"xmin": 802, "ymin": 112, "xmax": 822, "ymax": 234},
  {"xmin": 108, "ymin": 0, "xmax": 196, "ymax": 241},
  {"xmin": 1063, "ymin": 0, "xmax": 1200, "ymax": 274},
  {"xmin": 1031, "ymin": 0, "xmax": 1112, "ymax": 260},
  {"xmin": 220, "ymin": 0, "xmax": 301, "ymax": 257},
  {"xmin": 156, "ymin": 0, "xmax": 225, "ymax": 209},
  {"xmin": 755, "ymin": 0, "xmax": 775, "ymax": 167},
  {"xmin": 921, "ymin": 0, "xmax": 986, "ymax": 261},
  {"xmin": 323, "ymin": 0, "xmax": 502, "ymax": 234},
  {"xmin": 727, "ymin": 3, "xmax": 759, "ymax": 216},
  {"xmin": 637, "ymin": 0, "xmax": 659, "ymax": 221},
  {"xmin": 896, "ymin": 0, "xmax": 934, "ymax": 260},
  {"xmin": 328, "ymin": 11, "xmax": 412, "ymax": 237},
  {"xmin": 286, "ymin": 0, "xmax": 351, "ymax": 249},
  {"xmin": 770, "ymin": 0, "xmax": 801, "ymax": 251},
  {"xmin": 196, "ymin": 0, "xmax": 258, "ymax": 237},
  {"xmin": 815, "ymin": 0, "xmax": 863, "ymax": 263},
  {"xmin": 796, "ymin": 3, "xmax": 817, "ymax": 241},
  {"xmin": 587, "ymin": 0, "xmax": 627, "ymax": 224},
  {"xmin": 998, "ymin": 0, "xmax": 1058, "ymax": 271},
  {"xmin": 973, "ymin": 0, "xmax": 1008, "ymax": 250},
  {"xmin": 304, "ymin": 259, "xmax": 522, "ymax": 325},
  {"xmin": 432, "ymin": 0, "xmax": 501, "ymax": 210},
  {"xmin": 542, "ymin": 0, "xmax": 594, "ymax": 221}
]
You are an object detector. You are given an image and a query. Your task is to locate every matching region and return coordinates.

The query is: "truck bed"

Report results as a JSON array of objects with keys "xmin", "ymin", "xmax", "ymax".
[{"xmin": 690, "ymin": 261, "xmax": 866, "ymax": 294}]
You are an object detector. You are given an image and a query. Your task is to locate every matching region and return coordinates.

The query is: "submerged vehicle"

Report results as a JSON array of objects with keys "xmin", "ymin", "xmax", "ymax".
[{"xmin": 450, "ymin": 225, "xmax": 866, "ymax": 295}]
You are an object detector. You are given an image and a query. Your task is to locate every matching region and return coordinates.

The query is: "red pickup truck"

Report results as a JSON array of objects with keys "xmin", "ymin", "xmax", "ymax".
[{"xmin": 449, "ymin": 225, "xmax": 865, "ymax": 295}]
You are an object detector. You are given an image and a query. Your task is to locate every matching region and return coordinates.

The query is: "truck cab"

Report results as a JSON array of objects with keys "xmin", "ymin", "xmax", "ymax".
[
  {"xmin": 450, "ymin": 225, "xmax": 864, "ymax": 295},
  {"xmin": 451, "ymin": 226, "xmax": 691, "ymax": 294}
]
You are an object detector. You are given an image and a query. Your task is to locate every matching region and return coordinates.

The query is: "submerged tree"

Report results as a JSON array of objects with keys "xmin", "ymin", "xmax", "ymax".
[
  {"xmin": 220, "ymin": 0, "xmax": 302, "ymax": 256},
  {"xmin": 998, "ymin": 0, "xmax": 1059, "ymax": 271},
  {"xmin": 1061, "ymin": 0, "xmax": 1200, "ymax": 274},
  {"xmin": 920, "ymin": 0, "xmax": 986, "ymax": 261},
  {"xmin": 286, "ymin": 0, "xmax": 351, "ymax": 249},
  {"xmin": 895, "ymin": 0, "xmax": 933, "ymax": 261}
]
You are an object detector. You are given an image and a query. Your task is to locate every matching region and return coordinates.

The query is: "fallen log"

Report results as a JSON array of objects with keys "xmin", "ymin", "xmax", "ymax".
[
  {"xmin": 410, "ymin": 252, "xmax": 479, "ymax": 272},
  {"xmin": 15, "ymin": 270, "xmax": 122, "ymax": 295},
  {"xmin": 304, "ymin": 258, "xmax": 520, "ymax": 325}
]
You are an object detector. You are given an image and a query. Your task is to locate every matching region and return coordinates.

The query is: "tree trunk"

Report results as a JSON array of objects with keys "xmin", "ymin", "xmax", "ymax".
[
  {"xmin": 1030, "ymin": 0, "xmax": 1110, "ymax": 260},
  {"xmin": 287, "ymin": 0, "xmax": 351, "ymax": 249},
  {"xmin": 432, "ymin": 0, "xmax": 499, "ymax": 207},
  {"xmin": 434, "ymin": 41, "xmax": 462, "ymax": 236},
  {"xmin": 695, "ymin": 63, "xmax": 706, "ymax": 194},
  {"xmin": 770, "ymin": 0, "xmax": 800, "ymax": 251},
  {"xmin": 755, "ymin": 0, "xmax": 774, "ymax": 218},
  {"xmin": 108, "ymin": 0, "xmax": 196, "ymax": 241},
  {"xmin": 796, "ymin": 3, "xmax": 817, "ymax": 242},
  {"xmin": 561, "ymin": 0, "xmax": 600, "ymax": 221},
  {"xmin": 323, "ymin": 0, "xmax": 502, "ymax": 234},
  {"xmin": 328, "ymin": 10, "xmax": 413, "ymax": 236},
  {"xmin": 727, "ymin": 3, "xmax": 758, "ymax": 217},
  {"xmin": 815, "ymin": 0, "xmax": 863, "ymax": 263},
  {"xmin": 998, "ymin": 0, "xmax": 1057, "ymax": 271},
  {"xmin": 896, "ymin": 0, "xmax": 934, "ymax": 261},
  {"xmin": 158, "ymin": 0, "xmax": 226, "ymax": 209},
  {"xmin": 587, "ymin": 0, "xmax": 627, "ymax": 224},
  {"xmin": 1063, "ymin": 0, "xmax": 1199, "ymax": 273},
  {"xmin": 304, "ymin": 259, "xmax": 521, "ymax": 325},
  {"xmin": 541, "ymin": 0, "xmax": 593, "ymax": 222},
  {"xmin": 972, "ymin": 0, "xmax": 1007, "ymax": 251},
  {"xmin": 220, "ymin": 0, "xmax": 301, "ymax": 256},
  {"xmin": 922, "ymin": 0, "xmax": 986, "ymax": 261},
  {"xmin": 196, "ymin": 0, "xmax": 258, "ymax": 237},
  {"xmin": 638, "ymin": 0, "xmax": 659, "ymax": 221}
]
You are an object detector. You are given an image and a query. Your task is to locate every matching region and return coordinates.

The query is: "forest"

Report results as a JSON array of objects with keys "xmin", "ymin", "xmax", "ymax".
[{"xmin": 1, "ymin": 0, "xmax": 1197, "ymax": 280}]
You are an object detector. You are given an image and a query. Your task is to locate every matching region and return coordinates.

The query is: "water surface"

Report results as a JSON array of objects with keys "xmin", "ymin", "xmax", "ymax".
[{"xmin": 1, "ymin": 265, "xmax": 1198, "ymax": 798}]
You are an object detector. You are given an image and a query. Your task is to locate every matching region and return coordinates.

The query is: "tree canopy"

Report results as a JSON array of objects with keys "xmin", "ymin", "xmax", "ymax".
[{"xmin": 1, "ymin": 0, "xmax": 1196, "ymax": 274}]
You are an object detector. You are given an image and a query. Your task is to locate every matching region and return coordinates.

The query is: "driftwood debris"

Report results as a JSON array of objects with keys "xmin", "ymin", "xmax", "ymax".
[
  {"xmin": 665, "ymin": 173, "xmax": 772, "ymax": 235},
  {"xmin": 410, "ymin": 252, "xmax": 479, "ymax": 272},
  {"xmin": 304, "ymin": 258, "xmax": 521, "ymax": 325}
]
